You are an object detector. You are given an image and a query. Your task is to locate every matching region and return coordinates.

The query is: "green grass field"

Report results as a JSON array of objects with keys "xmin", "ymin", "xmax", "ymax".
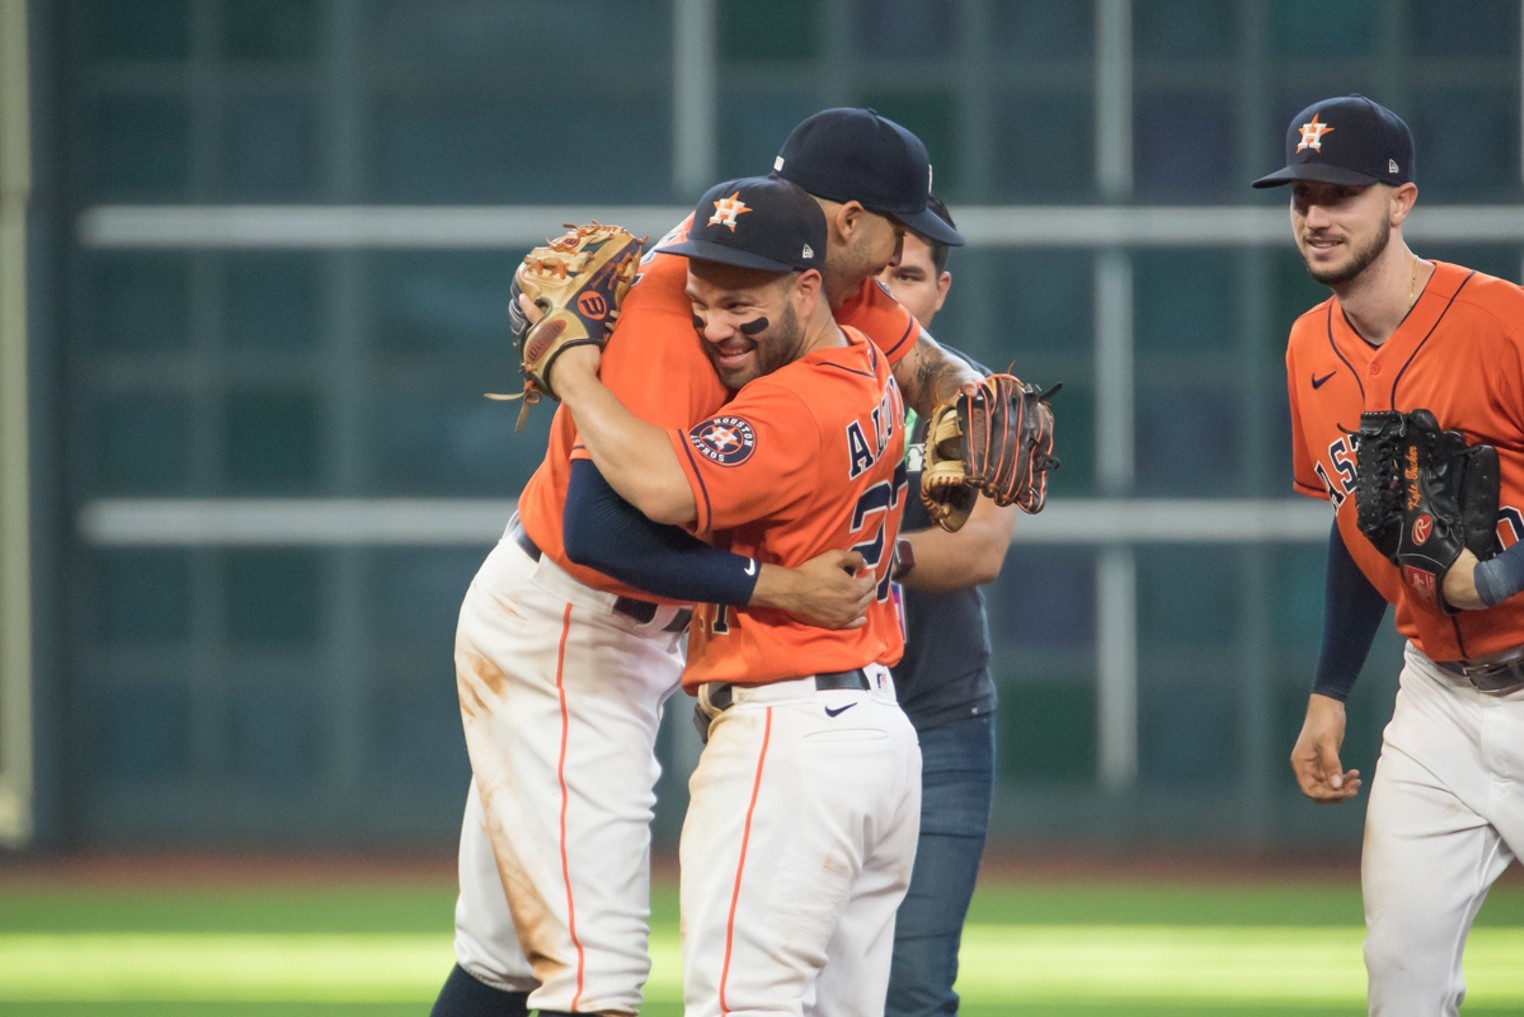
[{"xmin": 3, "ymin": 862, "xmax": 1523, "ymax": 1015}]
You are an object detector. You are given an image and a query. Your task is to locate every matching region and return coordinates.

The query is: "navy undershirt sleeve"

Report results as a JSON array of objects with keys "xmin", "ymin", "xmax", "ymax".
[
  {"xmin": 1472, "ymin": 540, "xmax": 1524, "ymax": 608},
  {"xmin": 1312, "ymin": 519, "xmax": 1389, "ymax": 702},
  {"xmin": 562, "ymin": 459, "xmax": 760, "ymax": 606}
]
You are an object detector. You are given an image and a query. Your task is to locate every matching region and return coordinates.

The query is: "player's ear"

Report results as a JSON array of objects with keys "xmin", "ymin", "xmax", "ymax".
[
  {"xmin": 830, "ymin": 200, "xmax": 867, "ymax": 240},
  {"xmin": 793, "ymin": 268, "xmax": 823, "ymax": 308},
  {"xmin": 1389, "ymin": 182, "xmax": 1418, "ymax": 226}
]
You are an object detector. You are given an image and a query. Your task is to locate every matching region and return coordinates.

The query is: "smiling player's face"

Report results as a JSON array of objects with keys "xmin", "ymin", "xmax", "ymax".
[
  {"xmin": 1289, "ymin": 180, "xmax": 1395, "ymax": 286},
  {"xmin": 686, "ymin": 262, "xmax": 807, "ymax": 390}
]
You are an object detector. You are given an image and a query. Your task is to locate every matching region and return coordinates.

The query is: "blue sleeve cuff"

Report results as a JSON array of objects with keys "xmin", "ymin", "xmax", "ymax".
[
  {"xmin": 1472, "ymin": 541, "xmax": 1524, "ymax": 609},
  {"xmin": 562, "ymin": 459, "xmax": 760, "ymax": 606}
]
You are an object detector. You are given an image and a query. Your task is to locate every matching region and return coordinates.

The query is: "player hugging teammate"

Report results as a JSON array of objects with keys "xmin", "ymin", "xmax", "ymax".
[{"xmin": 432, "ymin": 108, "xmax": 1057, "ymax": 1017}]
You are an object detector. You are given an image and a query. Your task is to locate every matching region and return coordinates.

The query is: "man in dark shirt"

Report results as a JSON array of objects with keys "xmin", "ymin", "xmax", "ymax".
[{"xmin": 879, "ymin": 197, "xmax": 1019, "ymax": 1017}]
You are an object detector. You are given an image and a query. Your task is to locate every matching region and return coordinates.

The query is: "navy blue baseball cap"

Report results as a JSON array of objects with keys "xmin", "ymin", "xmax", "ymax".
[
  {"xmin": 772, "ymin": 108, "xmax": 966, "ymax": 247},
  {"xmin": 1252, "ymin": 94, "xmax": 1414, "ymax": 189},
  {"xmin": 664, "ymin": 176, "xmax": 828, "ymax": 274}
]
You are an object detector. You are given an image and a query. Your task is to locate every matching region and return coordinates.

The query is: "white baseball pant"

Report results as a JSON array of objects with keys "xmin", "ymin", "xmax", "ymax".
[
  {"xmin": 682, "ymin": 665, "xmax": 922, "ymax": 1017},
  {"xmin": 1362, "ymin": 642, "xmax": 1524, "ymax": 1016},
  {"xmin": 452, "ymin": 520, "xmax": 688, "ymax": 1014}
]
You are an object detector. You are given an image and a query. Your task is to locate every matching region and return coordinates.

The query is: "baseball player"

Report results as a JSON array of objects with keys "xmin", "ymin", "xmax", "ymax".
[
  {"xmin": 552, "ymin": 173, "xmax": 920, "ymax": 1017},
  {"xmin": 1258, "ymin": 94, "xmax": 1524, "ymax": 1016},
  {"xmin": 435, "ymin": 108, "xmax": 977, "ymax": 1017},
  {"xmin": 878, "ymin": 197, "xmax": 1018, "ymax": 1017}
]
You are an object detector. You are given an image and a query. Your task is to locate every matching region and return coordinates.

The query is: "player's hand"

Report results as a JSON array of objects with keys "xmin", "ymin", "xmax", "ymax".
[
  {"xmin": 1289, "ymin": 693, "xmax": 1362, "ymax": 803},
  {"xmin": 1443, "ymin": 548, "xmax": 1484, "ymax": 610},
  {"xmin": 750, "ymin": 550, "xmax": 874, "ymax": 629}
]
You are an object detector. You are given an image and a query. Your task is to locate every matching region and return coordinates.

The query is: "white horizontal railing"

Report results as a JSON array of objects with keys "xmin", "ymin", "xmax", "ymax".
[
  {"xmin": 76, "ymin": 204, "xmax": 1524, "ymax": 250},
  {"xmin": 76, "ymin": 497, "xmax": 1333, "ymax": 547}
]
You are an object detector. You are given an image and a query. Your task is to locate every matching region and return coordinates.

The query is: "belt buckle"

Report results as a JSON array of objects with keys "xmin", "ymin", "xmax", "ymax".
[{"xmin": 1465, "ymin": 659, "xmax": 1524, "ymax": 694}]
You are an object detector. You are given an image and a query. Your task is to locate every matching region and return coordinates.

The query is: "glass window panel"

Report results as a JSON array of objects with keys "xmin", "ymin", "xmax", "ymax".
[
  {"xmin": 87, "ymin": 253, "xmax": 191, "ymax": 352},
  {"xmin": 1409, "ymin": 0, "xmax": 1519, "ymax": 58},
  {"xmin": 90, "ymin": 394, "xmax": 194, "ymax": 495},
  {"xmin": 90, "ymin": 684, "xmax": 192, "ymax": 784},
  {"xmin": 85, "ymin": 0, "xmax": 190, "ymax": 62},
  {"xmin": 987, "ymin": 547, "xmax": 1097, "ymax": 656},
  {"xmin": 224, "ymin": 252, "xmax": 322, "ymax": 350},
  {"xmin": 369, "ymin": 252, "xmax": 510, "ymax": 353},
  {"xmin": 854, "ymin": 0, "xmax": 957, "ymax": 60},
  {"xmin": 719, "ymin": 0, "xmax": 818, "ymax": 64},
  {"xmin": 991, "ymin": 90, "xmax": 1096, "ymax": 202},
  {"xmin": 369, "ymin": 388, "xmax": 528, "ymax": 496},
  {"xmin": 994, "ymin": 250, "xmax": 1096, "ymax": 356},
  {"xmin": 221, "ymin": 0, "xmax": 319, "ymax": 61},
  {"xmin": 991, "ymin": 0, "xmax": 1094, "ymax": 61},
  {"xmin": 1134, "ymin": 0, "xmax": 1238, "ymax": 61},
  {"xmin": 223, "ymin": 684, "xmax": 324, "ymax": 783},
  {"xmin": 1134, "ymin": 91, "xmax": 1238, "ymax": 202},
  {"xmin": 220, "ymin": 92, "xmax": 319, "ymax": 200},
  {"xmin": 1134, "ymin": 387, "xmax": 1242, "ymax": 497},
  {"xmin": 1134, "ymin": 249, "xmax": 1236, "ymax": 353},
  {"xmin": 224, "ymin": 549, "xmax": 323, "ymax": 646},
  {"xmin": 1136, "ymin": 545, "xmax": 1242, "ymax": 647},
  {"xmin": 369, "ymin": 0, "xmax": 666, "ymax": 69},
  {"xmin": 366, "ymin": 549, "xmax": 483, "ymax": 650},
  {"xmin": 715, "ymin": 92, "xmax": 821, "ymax": 182},
  {"xmin": 999, "ymin": 682, "xmax": 1096, "ymax": 781},
  {"xmin": 92, "ymin": 549, "xmax": 193, "ymax": 645},
  {"xmin": 371, "ymin": 93, "xmax": 671, "ymax": 203},
  {"xmin": 1269, "ymin": 0, "xmax": 1376, "ymax": 58},
  {"xmin": 1272, "ymin": 541, "xmax": 1326, "ymax": 659},
  {"xmin": 858, "ymin": 91, "xmax": 960, "ymax": 193},
  {"xmin": 370, "ymin": 679, "xmax": 470, "ymax": 785},
  {"xmin": 89, "ymin": 95, "xmax": 191, "ymax": 200},
  {"xmin": 1271, "ymin": 246, "xmax": 1328, "ymax": 330},
  {"xmin": 223, "ymin": 388, "xmax": 320, "ymax": 493},
  {"xmin": 1139, "ymin": 675, "xmax": 1240, "ymax": 785},
  {"xmin": 1407, "ymin": 87, "xmax": 1520, "ymax": 199}
]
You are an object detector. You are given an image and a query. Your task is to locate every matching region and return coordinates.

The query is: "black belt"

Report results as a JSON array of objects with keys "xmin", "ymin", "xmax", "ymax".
[
  {"xmin": 702, "ymin": 669, "xmax": 872, "ymax": 715},
  {"xmin": 1436, "ymin": 656, "xmax": 1524, "ymax": 693},
  {"xmin": 508, "ymin": 515, "xmax": 692, "ymax": 632}
]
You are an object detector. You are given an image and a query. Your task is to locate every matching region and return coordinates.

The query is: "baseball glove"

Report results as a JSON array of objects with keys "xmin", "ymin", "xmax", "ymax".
[
  {"xmin": 489, "ymin": 221, "xmax": 646, "ymax": 430},
  {"xmin": 921, "ymin": 373, "xmax": 1061, "ymax": 532},
  {"xmin": 1353, "ymin": 408, "xmax": 1499, "ymax": 613}
]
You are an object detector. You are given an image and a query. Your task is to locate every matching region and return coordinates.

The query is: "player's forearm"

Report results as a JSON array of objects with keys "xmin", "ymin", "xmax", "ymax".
[
  {"xmin": 899, "ymin": 499, "xmax": 1018, "ymax": 591},
  {"xmin": 555, "ymin": 370, "xmax": 697, "ymax": 526},
  {"xmin": 894, "ymin": 328, "xmax": 982, "ymax": 418}
]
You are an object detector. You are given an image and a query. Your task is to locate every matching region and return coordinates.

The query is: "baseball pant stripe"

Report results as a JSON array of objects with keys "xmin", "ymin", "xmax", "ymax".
[
  {"xmin": 553, "ymin": 603, "xmax": 587, "ymax": 1012},
  {"xmin": 719, "ymin": 705, "xmax": 773, "ymax": 1017}
]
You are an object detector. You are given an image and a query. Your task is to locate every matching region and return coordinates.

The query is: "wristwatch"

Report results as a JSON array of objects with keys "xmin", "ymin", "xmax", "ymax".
[{"xmin": 891, "ymin": 537, "xmax": 916, "ymax": 582}]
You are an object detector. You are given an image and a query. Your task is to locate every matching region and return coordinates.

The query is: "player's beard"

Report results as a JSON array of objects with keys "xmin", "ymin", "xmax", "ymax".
[
  {"xmin": 1303, "ymin": 215, "xmax": 1391, "ymax": 287},
  {"xmin": 707, "ymin": 301, "xmax": 805, "ymax": 390}
]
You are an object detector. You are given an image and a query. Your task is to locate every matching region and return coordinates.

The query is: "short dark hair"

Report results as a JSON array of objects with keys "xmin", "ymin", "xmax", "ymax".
[{"xmin": 922, "ymin": 194, "xmax": 956, "ymax": 274}]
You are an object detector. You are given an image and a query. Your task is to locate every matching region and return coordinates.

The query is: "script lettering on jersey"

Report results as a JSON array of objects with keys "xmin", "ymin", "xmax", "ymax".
[
  {"xmin": 846, "ymin": 385, "xmax": 900, "ymax": 480},
  {"xmin": 1314, "ymin": 433, "xmax": 1359, "ymax": 509}
]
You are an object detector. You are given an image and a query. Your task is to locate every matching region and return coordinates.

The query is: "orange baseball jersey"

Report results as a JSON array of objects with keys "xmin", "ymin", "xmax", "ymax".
[
  {"xmin": 514, "ymin": 214, "xmax": 919, "ymax": 601},
  {"xmin": 1287, "ymin": 260, "xmax": 1524, "ymax": 662},
  {"xmin": 670, "ymin": 327, "xmax": 907, "ymax": 689}
]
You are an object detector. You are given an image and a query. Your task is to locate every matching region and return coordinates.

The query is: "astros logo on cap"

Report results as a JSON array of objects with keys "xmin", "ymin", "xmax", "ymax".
[
  {"xmin": 707, "ymin": 192, "xmax": 752, "ymax": 232},
  {"xmin": 689, "ymin": 415, "xmax": 756, "ymax": 466},
  {"xmin": 1296, "ymin": 114, "xmax": 1335, "ymax": 152}
]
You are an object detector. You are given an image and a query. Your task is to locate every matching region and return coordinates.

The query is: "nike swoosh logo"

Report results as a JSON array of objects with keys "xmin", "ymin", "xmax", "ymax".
[
  {"xmin": 824, "ymin": 703, "xmax": 857, "ymax": 718},
  {"xmin": 743, "ymin": 559, "xmax": 757, "ymax": 576},
  {"xmin": 1312, "ymin": 371, "xmax": 1337, "ymax": 390}
]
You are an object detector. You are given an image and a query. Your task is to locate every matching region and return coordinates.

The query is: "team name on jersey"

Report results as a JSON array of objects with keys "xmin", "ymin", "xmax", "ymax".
[{"xmin": 845, "ymin": 383, "xmax": 900, "ymax": 480}]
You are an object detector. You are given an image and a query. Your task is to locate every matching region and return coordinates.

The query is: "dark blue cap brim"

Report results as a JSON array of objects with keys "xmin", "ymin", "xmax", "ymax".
[
  {"xmin": 1251, "ymin": 162, "xmax": 1384, "ymax": 189},
  {"xmin": 663, "ymin": 237, "xmax": 805, "ymax": 274},
  {"xmin": 892, "ymin": 204, "xmax": 966, "ymax": 246}
]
